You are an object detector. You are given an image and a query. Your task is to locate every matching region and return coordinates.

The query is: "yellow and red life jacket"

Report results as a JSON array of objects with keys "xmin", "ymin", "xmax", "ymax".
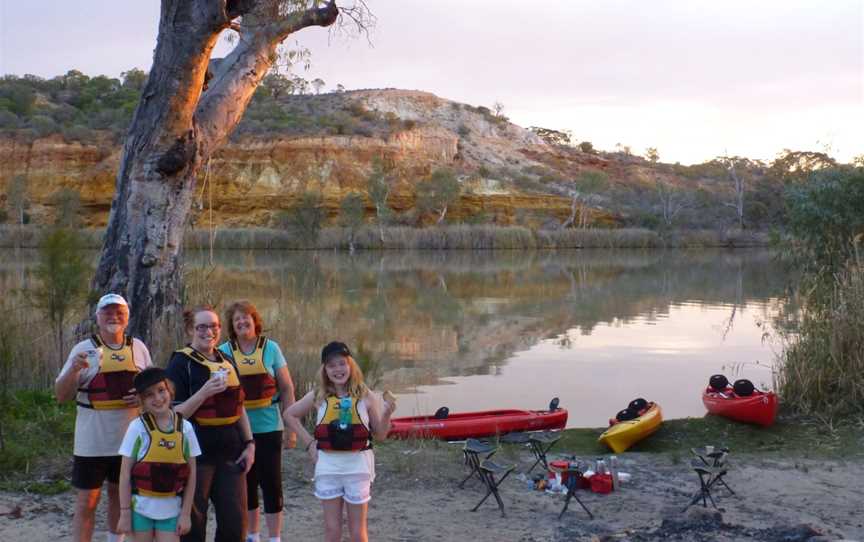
[
  {"xmin": 131, "ymin": 412, "xmax": 190, "ymax": 497},
  {"xmin": 178, "ymin": 347, "xmax": 243, "ymax": 426},
  {"xmin": 313, "ymin": 395, "xmax": 372, "ymax": 452},
  {"xmin": 230, "ymin": 337, "xmax": 278, "ymax": 410},
  {"xmin": 77, "ymin": 335, "xmax": 138, "ymax": 410}
]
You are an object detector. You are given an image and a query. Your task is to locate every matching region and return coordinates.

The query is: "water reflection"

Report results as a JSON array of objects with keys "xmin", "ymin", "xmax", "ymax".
[
  {"xmin": 2, "ymin": 248, "xmax": 790, "ymax": 427},
  {"xmin": 181, "ymin": 248, "xmax": 788, "ymax": 427}
]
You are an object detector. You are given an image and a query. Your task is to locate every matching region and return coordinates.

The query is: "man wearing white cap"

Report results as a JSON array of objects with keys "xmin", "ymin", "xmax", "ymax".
[{"xmin": 55, "ymin": 294, "xmax": 153, "ymax": 542}]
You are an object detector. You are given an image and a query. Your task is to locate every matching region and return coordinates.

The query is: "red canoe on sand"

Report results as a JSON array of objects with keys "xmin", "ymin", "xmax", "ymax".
[
  {"xmin": 388, "ymin": 408, "xmax": 568, "ymax": 440},
  {"xmin": 702, "ymin": 387, "xmax": 779, "ymax": 427}
]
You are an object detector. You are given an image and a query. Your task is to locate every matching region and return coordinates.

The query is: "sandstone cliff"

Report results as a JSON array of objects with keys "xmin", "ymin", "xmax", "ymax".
[{"xmin": 0, "ymin": 89, "xmax": 697, "ymax": 228}]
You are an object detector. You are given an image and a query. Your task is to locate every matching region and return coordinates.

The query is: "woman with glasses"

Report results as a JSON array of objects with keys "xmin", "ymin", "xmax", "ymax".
[
  {"xmin": 218, "ymin": 300, "xmax": 295, "ymax": 542},
  {"xmin": 165, "ymin": 305, "xmax": 256, "ymax": 542}
]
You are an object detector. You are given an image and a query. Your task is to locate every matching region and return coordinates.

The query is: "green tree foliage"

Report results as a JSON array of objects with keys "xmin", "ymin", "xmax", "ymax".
[
  {"xmin": 784, "ymin": 167, "xmax": 864, "ymax": 277},
  {"xmin": 49, "ymin": 187, "xmax": 82, "ymax": 228},
  {"xmin": 579, "ymin": 141, "xmax": 595, "ymax": 153},
  {"xmin": 4, "ymin": 174, "xmax": 29, "ymax": 226},
  {"xmin": 416, "ymin": 169, "xmax": 461, "ymax": 224},
  {"xmin": 768, "ymin": 149, "xmax": 837, "ymax": 184},
  {"xmin": 284, "ymin": 191, "xmax": 325, "ymax": 247},
  {"xmin": 340, "ymin": 192, "xmax": 365, "ymax": 228},
  {"xmin": 779, "ymin": 166, "xmax": 864, "ymax": 419},
  {"xmin": 0, "ymin": 71, "xmax": 141, "ymax": 139},
  {"xmin": 340, "ymin": 192, "xmax": 366, "ymax": 252},
  {"xmin": 645, "ymin": 147, "xmax": 660, "ymax": 163},
  {"xmin": 0, "ymin": 70, "xmax": 402, "ymax": 141},
  {"xmin": 30, "ymin": 229, "xmax": 92, "ymax": 371}
]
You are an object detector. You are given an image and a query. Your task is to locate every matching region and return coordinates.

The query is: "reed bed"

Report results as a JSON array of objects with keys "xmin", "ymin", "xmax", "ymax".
[
  {"xmin": 0, "ymin": 225, "xmax": 770, "ymax": 251},
  {"xmin": 777, "ymin": 257, "xmax": 864, "ymax": 420}
]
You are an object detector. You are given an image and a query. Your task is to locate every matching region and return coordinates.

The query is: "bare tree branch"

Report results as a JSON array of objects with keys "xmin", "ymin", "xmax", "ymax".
[{"xmin": 194, "ymin": 0, "xmax": 338, "ymax": 154}]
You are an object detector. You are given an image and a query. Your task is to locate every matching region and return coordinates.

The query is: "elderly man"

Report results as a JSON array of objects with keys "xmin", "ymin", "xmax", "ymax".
[{"xmin": 55, "ymin": 294, "xmax": 153, "ymax": 542}]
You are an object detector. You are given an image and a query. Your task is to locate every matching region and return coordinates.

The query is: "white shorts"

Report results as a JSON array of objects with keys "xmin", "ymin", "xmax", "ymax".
[{"xmin": 314, "ymin": 474, "xmax": 372, "ymax": 504}]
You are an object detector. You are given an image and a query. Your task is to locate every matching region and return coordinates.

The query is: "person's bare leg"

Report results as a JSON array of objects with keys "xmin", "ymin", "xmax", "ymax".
[
  {"xmin": 107, "ymin": 482, "xmax": 123, "ymax": 538},
  {"xmin": 247, "ymin": 507, "xmax": 260, "ymax": 539},
  {"xmin": 321, "ymin": 499, "xmax": 344, "ymax": 542},
  {"xmin": 133, "ymin": 531, "xmax": 156, "ymax": 542},
  {"xmin": 72, "ymin": 488, "xmax": 101, "ymax": 542},
  {"xmin": 153, "ymin": 529, "xmax": 178, "ymax": 542},
  {"xmin": 264, "ymin": 511, "xmax": 282, "ymax": 540},
  {"xmin": 345, "ymin": 502, "xmax": 368, "ymax": 542}
]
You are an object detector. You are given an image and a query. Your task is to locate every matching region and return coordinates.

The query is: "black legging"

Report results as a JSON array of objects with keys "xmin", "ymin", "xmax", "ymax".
[
  {"xmin": 184, "ymin": 459, "xmax": 247, "ymax": 542},
  {"xmin": 246, "ymin": 430, "xmax": 284, "ymax": 513}
]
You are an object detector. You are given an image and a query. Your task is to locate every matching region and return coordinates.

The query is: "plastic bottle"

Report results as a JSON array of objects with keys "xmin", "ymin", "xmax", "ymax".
[
  {"xmin": 596, "ymin": 458, "xmax": 607, "ymax": 475},
  {"xmin": 610, "ymin": 456, "xmax": 619, "ymax": 490},
  {"xmin": 338, "ymin": 397, "xmax": 352, "ymax": 429}
]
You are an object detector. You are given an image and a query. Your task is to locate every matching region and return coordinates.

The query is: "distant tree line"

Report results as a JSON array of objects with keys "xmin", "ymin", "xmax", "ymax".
[{"xmin": 0, "ymin": 70, "xmax": 418, "ymax": 142}]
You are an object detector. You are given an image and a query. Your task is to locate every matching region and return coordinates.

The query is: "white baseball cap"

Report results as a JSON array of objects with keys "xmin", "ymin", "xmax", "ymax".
[{"xmin": 96, "ymin": 293, "xmax": 129, "ymax": 312}]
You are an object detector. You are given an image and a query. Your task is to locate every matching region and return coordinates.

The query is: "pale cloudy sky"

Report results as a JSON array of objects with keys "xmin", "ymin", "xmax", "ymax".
[{"xmin": 1, "ymin": 0, "xmax": 861, "ymax": 164}]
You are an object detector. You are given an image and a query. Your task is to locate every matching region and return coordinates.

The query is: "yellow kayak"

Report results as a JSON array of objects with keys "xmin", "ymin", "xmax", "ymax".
[{"xmin": 598, "ymin": 403, "xmax": 663, "ymax": 453}]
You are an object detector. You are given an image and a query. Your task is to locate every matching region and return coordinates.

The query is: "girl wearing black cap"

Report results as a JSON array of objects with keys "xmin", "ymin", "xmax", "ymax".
[
  {"xmin": 117, "ymin": 367, "xmax": 201, "ymax": 541},
  {"xmin": 283, "ymin": 342, "xmax": 396, "ymax": 542}
]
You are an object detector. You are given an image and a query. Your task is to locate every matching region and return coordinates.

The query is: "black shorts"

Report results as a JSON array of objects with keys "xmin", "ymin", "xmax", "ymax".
[
  {"xmin": 71, "ymin": 455, "xmax": 122, "ymax": 490},
  {"xmin": 246, "ymin": 431, "xmax": 283, "ymax": 513}
]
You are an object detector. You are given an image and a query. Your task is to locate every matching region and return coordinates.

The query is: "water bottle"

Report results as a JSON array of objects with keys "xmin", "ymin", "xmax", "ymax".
[
  {"xmin": 596, "ymin": 458, "xmax": 607, "ymax": 475},
  {"xmin": 610, "ymin": 456, "xmax": 619, "ymax": 490},
  {"xmin": 338, "ymin": 397, "xmax": 352, "ymax": 430}
]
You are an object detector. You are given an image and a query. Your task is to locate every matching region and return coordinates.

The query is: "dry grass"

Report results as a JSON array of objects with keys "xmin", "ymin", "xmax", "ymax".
[{"xmin": 777, "ymin": 256, "xmax": 864, "ymax": 420}]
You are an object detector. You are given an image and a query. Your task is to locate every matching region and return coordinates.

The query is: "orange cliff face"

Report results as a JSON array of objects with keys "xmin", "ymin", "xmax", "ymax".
[{"xmin": 0, "ymin": 89, "xmax": 627, "ymax": 228}]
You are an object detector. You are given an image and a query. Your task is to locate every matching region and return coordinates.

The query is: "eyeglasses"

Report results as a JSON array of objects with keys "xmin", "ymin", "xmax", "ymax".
[{"xmin": 194, "ymin": 323, "xmax": 221, "ymax": 333}]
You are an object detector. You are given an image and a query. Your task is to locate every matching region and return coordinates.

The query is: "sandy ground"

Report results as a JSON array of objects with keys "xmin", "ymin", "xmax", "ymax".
[{"xmin": 1, "ymin": 444, "xmax": 863, "ymax": 542}]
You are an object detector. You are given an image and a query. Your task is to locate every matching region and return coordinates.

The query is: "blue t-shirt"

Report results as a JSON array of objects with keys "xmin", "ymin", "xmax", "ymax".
[{"xmin": 218, "ymin": 339, "xmax": 288, "ymax": 434}]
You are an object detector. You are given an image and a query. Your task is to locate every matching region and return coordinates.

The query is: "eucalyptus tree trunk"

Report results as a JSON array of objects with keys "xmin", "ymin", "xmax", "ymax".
[{"xmin": 92, "ymin": 0, "xmax": 339, "ymax": 343}]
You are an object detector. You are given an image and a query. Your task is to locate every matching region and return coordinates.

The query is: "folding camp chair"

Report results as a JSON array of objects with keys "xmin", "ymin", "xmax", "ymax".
[
  {"xmin": 684, "ymin": 447, "xmax": 735, "ymax": 510},
  {"xmin": 471, "ymin": 459, "xmax": 516, "ymax": 517},
  {"xmin": 550, "ymin": 462, "xmax": 593, "ymax": 520},
  {"xmin": 527, "ymin": 431, "xmax": 562, "ymax": 474},
  {"xmin": 459, "ymin": 439, "xmax": 497, "ymax": 489}
]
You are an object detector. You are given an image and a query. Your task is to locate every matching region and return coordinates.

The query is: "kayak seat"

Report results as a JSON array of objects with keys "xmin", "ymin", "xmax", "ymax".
[
  {"xmin": 434, "ymin": 406, "xmax": 449, "ymax": 419},
  {"xmin": 459, "ymin": 439, "xmax": 497, "ymax": 489},
  {"xmin": 471, "ymin": 459, "xmax": 516, "ymax": 518}
]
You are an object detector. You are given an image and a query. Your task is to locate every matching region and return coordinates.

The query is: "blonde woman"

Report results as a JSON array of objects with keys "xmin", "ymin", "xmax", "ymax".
[{"xmin": 283, "ymin": 342, "xmax": 396, "ymax": 542}]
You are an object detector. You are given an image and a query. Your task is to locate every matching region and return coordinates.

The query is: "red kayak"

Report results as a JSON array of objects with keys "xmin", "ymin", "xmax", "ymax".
[
  {"xmin": 702, "ymin": 387, "xmax": 779, "ymax": 427},
  {"xmin": 388, "ymin": 406, "xmax": 568, "ymax": 440}
]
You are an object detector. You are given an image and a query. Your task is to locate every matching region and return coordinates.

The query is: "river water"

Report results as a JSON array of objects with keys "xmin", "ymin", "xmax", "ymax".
[
  {"xmin": 2, "ymin": 247, "xmax": 791, "ymax": 428},
  {"xmin": 183, "ymin": 248, "xmax": 791, "ymax": 428}
]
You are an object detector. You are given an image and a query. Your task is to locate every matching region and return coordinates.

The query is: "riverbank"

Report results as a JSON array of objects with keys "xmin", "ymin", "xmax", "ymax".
[
  {"xmin": 0, "ymin": 224, "xmax": 771, "ymax": 250},
  {"xmin": 1, "ymin": 415, "xmax": 862, "ymax": 541}
]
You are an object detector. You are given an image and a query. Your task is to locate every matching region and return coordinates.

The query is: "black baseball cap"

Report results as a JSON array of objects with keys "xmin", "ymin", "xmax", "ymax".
[
  {"xmin": 134, "ymin": 367, "xmax": 169, "ymax": 394},
  {"xmin": 321, "ymin": 341, "xmax": 352, "ymax": 363}
]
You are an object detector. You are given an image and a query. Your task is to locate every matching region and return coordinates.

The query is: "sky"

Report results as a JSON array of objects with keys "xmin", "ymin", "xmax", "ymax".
[{"xmin": 1, "ymin": 0, "xmax": 862, "ymax": 164}]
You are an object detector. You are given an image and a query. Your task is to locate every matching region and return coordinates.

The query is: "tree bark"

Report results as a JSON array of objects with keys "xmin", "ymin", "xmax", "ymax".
[{"xmin": 91, "ymin": 0, "xmax": 339, "ymax": 342}]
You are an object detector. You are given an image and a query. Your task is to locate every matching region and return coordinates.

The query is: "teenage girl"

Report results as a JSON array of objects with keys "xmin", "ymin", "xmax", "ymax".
[
  {"xmin": 283, "ymin": 342, "xmax": 396, "ymax": 542},
  {"xmin": 117, "ymin": 367, "xmax": 201, "ymax": 542}
]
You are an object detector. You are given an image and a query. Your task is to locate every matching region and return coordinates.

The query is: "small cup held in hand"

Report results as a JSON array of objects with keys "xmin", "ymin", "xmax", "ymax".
[
  {"xmin": 210, "ymin": 368, "xmax": 227, "ymax": 384},
  {"xmin": 86, "ymin": 348, "xmax": 103, "ymax": 367}
]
